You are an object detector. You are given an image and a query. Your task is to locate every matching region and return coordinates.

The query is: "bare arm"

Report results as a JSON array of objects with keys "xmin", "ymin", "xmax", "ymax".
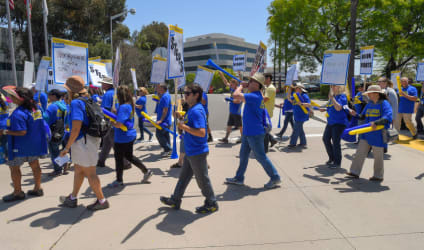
[
  {"xmin": 233, "ymin": 85, "xmax": 245, "ymax": 103},
  {"xmin": 0, "ymin": 130, "xmax": 26, "ymax": 136},
  {"xmin": 218, "ymin": 71, "xmax": 230, "ymax": 87}
]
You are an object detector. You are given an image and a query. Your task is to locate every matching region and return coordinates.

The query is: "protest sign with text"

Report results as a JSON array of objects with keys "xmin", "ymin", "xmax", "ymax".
[
  {"xmin": 250, "ymin": 41, "xmax": 267, "ymax": 76},
  {"xmin": 320, "ymin": 50, "xmax": 350, "ymax": 85},
  {"xmin": 233, "ymin": 53, "xmax": 246, "ymax": 72},
  {"xmin": 101, "ymin": 59, "xmax": 112, "ymax": 77},
  {"xmin": 285, "ymin": 63, "xmax": 298, "ymax": 86},
  {"xmin": 23, "ymin": 61, "xmax": 34, "ymax": 88},
  {"xmin": 150, "ymin": 55, "xmax": 167, "ymax": 84},
  {"xmin": 88, "ymin": 61, "xmax": 108, "ymax": 87},
  {"xmin": 360, "ymin": 46, "xmax": 374, "ymax": 75},
  {"xmin": 130, "ymin": 68, "xmax": 138, "ymax": 89},
  {"xmin": 416, "ymin": 62, "xmax": 424, "ymax": 82},
  {"xmin": 194, "ymin": 66, "xmax": 214, "ymax": 92},
  {"xmin": 113, "ymin": 47, "xmax": 121, "ymax": 87},
  {"xmin": 35, "ymin": 56, "xmax": 51, "ymax": 92},
  {"xmin": 52, "ymin": 37, "xmax": 88, "ymax": 85},
  {"xmin": 167, "ymin": 25, "xmax": 184, "ymax": 79}
]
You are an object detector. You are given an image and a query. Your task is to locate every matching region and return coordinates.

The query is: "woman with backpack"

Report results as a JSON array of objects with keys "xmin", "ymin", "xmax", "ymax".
[
  {"xmin": 346, "ymin": 85, "xmax": 393, "ymax": 182},
  {"xmin": 319, "ymin": 85, "xmax": 348, "ymax": 169},
  {"xmin": 1, "ymin": 87, "xmax": 47, "ymax": 202},
  {"xmin": 107, "ymin": 85, "xmax": 153, "ymax": 188},
  {"xmin": 59, "ymin": 76, "xmax": 109, "ymax": 211}
]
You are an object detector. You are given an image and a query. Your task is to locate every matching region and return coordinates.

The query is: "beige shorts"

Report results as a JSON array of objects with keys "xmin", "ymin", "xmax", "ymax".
[{"xmin": 71, "ymin": 135, "xmax": 100, "ymax": 167}]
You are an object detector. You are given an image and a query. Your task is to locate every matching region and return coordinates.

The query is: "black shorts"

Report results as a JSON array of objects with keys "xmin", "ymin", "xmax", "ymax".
[{"xmin": 227, "ymin": 114, "xmax": 242, "ymax": 128}]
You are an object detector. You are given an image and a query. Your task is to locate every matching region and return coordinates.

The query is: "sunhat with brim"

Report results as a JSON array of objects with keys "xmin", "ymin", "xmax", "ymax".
[
  {"xmin": 249, "ymin": 72, "xmax": 265, "ymax": 87},
  {"xmin": 64, "ymin": 76, "xmax": 87, "ymax": 94},
  {"xmin": 294, "ymin": 83, "xmax": 308, "ymax": 93},
  {"xmin": 98, "ymin": 76, "xmax": 113, "ymax": 85},
  {"xmin": 363, "ymin": 85, "xmax": 384, "ymax": 95},
  {"xmin": 2, "ymin": 85, "xmax": 24, "ymax": 101}
]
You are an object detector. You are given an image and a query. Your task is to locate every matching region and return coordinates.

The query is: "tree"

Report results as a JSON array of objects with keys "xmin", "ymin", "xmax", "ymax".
[
  {"xmin": 133, "ymin": 21, "xmax": 168, "ymax": 52},
  {"xmin": 119, "ymin": 44, "xmax": 151, "ymax": 88}
]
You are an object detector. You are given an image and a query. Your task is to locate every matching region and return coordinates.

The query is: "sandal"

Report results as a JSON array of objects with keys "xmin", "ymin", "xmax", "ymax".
[{"xmin": 3, "ymin": 191, "xmax": 26, "ymax": 202}]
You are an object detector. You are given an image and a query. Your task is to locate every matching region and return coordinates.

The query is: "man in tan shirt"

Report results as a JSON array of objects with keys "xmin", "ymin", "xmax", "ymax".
[{"xmin": 263, "ymin": 74, "xmax": 277, "ymax": 152}]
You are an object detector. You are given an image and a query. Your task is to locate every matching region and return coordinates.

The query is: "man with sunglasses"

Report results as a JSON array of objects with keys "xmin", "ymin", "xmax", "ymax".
[
  {"xmin": 225, "ymin": 73, "xmax": 282, "ymax": 189},
  {"xmin": 160, "ymin": 84, "xmax": 218, "ymax": 213}
]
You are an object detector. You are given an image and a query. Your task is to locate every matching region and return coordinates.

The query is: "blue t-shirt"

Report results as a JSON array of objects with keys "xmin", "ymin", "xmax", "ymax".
[
  {"xmin": 157, "ymin": 91, "xmax": 172, "ymax": 126},
  {"xmin": 7, "ymin": 106, "xmax": 47, "ymax": 160},
  {"xmin": 92, "ymin": 94, "xmax": 101, "ymax": 103},
  {"xmin": 70, "ymin": 99, "xmax": 90, "ymax": 140},
  {"xmin": 360, "ymin": 100, "xmax": 393, "ymax": 147},
  {"xmin": 183, "ymin": 103, "xmax": 209, "ymax": 156},
  {"xmin": 399, "ymin": 85, "xmax": 417, "ymax": 113},
  {"xmin": 34, "ymin": 92, "xmax": 48, "ymax": 112},
  {"xmin": 282, "ymin": 94, "xmax": 293, "ymax": 114},
  {"xmin": 292, "ymin": 92, "xmax": 310, "ymax": 122},
  {"xmin": 202, "ymin": 92, "xmax": 209, "ymax": 115},
  {"xmin": 114, "ymin": 104, "xmax": 137, "ymax": 143},
  {"xmin": 242, "ymin": 91, "xmax": 265, "ymax": 136},
  {"xmin": 0, "ymin": 103, "xmax": 9, "ymax": 130},
  {"xmin": 44, "ymin": 101, "xmax": 66, "ymax": 126},
  {"xmin": 135, "ymin": 96, "xmax": 147, "ymax": 118},
  {"xmin": 229, "ymin": 88, "xmax": 242, "ymax": 115},
  {"xmin": 354, "ymin": 92, "xmax": 365, "ymax": 113},
  {"xmin": 326, "ymin": 94, "xmax": 348, "ymax": 125},
  {"xmin": 101, "ymin": 88, "xmax": 115, "ymax": 111}
]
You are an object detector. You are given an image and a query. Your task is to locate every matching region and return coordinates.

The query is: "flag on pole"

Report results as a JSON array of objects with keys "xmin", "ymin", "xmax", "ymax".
[
  {"xmin": 24, "ymin": 0, "xmax": 32, "ymax": 18},
  {"xmin": 9, "ymin": 0, "xmax": 14, "ymax": 10}
]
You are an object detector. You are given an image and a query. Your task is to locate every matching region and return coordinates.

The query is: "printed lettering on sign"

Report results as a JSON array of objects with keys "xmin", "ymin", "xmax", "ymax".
[
  {"xmin": 167, "ymin": 25, "xmax": 184, "ymax": 79},
  {"xmin": 360, "ymin": 46, "xmax": 374, "ymax": 75},
  {"xmin": 320, "ymin": 50, "xmax": 350, "ymax": 85}
]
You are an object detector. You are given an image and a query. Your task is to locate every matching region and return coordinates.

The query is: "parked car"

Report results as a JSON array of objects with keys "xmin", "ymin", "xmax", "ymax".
[{"xmin": 303, "ymin": 83, "xmax": 320, "ymax": 92}]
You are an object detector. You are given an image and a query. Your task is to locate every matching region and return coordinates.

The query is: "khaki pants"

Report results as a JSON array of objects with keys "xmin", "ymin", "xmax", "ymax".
[
  {"xmin": 350, "ymin": 139, "xmax": 384, "ymax": 179},
  {"xmin": 394, "ymin": 113, "xmax": 416, "ymax": 136}
]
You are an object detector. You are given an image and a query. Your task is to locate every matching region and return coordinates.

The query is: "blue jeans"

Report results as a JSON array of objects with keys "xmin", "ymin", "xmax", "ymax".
[
  {"xmin": 322, "ymin": 124, "xmax": 346, "ymax": 165},
  {"xmin": 156, "ymin": 127, "xmax": 171, "ymax": 152},
  {"xmin": 138, "ymin": 117, "xmax": 153, "ymax": 140},
  {"xmin": 48, "ymin": 140, "xmax": 62, "ymax": 172},
  {"xmin": 289, "ymin": 120, "xmax": 306, "ymax": 146},
  {"xmin": 278, "ymin": 112, "xmax": 294, "ymax": 136},
  {"xmin": 234, "ymin": 134, "xmax": 280, "ymax": 182}
]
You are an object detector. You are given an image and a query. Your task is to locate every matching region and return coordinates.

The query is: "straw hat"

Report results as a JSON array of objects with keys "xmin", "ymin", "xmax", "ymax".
[
  {"xmin": 249, "ymin": 72, "xmax": 265, "ymax": 87},
  {"xmin": 294, "ymin": 82, "xmax": 308, "ymax": 92},
  {"xmin": 64, "ymin": 76, "xmax": 87, "ymax": 94},
  {"xmin": 363, "ymin": 85, "xmax": 384, "ymax": 95}
]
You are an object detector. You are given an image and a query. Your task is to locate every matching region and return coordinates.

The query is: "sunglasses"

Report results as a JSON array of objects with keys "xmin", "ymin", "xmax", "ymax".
[{"xmin": 184, "ymin": 91, "xmax": 192, "ymax": 96}]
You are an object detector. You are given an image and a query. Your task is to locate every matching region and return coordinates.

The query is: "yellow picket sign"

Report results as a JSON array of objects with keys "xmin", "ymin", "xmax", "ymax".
[
  {"xmin": 141, "ymin": 111, "xmax": 162, "ymax": 130},
  {"xmin": 348, "ymin": 125, "xmax": 384, "ymax": 135}
]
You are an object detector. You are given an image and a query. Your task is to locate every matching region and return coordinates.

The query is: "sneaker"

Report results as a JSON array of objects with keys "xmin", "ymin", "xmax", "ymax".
[
  {"xmin": 141, "ymin": 170, "xmax": 153, "ymax": 183},
  {"xmin": 287, "ymin": 144, "xmax": 296, "ymax": 148},
  {"xmin": 275, "ymin": 133, "xmax": 282, "ymax": 138},
  {"xmin": 225, "ymin": 177, "xmax": 244, "ymax": 186},
  {"xmin": 207, "ymin": 136, "xmax": 213, "ymax": 142},
  {"xmin": 170, "ymin": 163, "xmax": 182, "ymax": 169},
  {"xmin": 369, "ymin": 176, "xmax": 384, "ymax": 182},
  {"xmin": 148, "ymin": 135, "xmax": 153, "ymax": 142},
  {"xmin": 346, "ymin": 172, "xmax": 359, "ymax": 179},
  {"xmin": 218, "ymin": 138, "xmax": 229, "ymax": 144},
  {"xmin": 96, "ymin": 161, "xmax": 106, "ymax": 168},
  {"xmin": 123, "ymin": 164, "xmax": 132, "ymax": 170},
  {"xmin": 297, "ymin": 144, "xmax": 307, "ymax": 148},
  {"xmin": 87, "ymin": 199, "xmax": 109, "ymax": 211},
  {"xmin": 2, "ymin": 191, "xmax": 25, "ymax": 202},
  {"xmin": 59, "ymin": 195, "xmax": 77, "ymax": 208},
  {"xmin": 161, "ymin": 151, "xmax": 171, "ymax": 157},
  {"xmin": 195, "ymin": 201, "xmax": 219, "ymax": 214},
  {"xmin": 48, "ymin": 170, "xmax": 62, "ymax": 177},
  {"xmin": 27, "ymin": 189, "xmax": 44, "ymax": 197},
  {"xmin": 325, "ymin": 160, "xmax": 334, "ymax": 165},
  {"xmin": 270, "ymin": 138, "xmax": 278, "ymax": 147},
  {"xmin": 235, "ymin": 138, "xmax": 242, "ymax": 144},
  {"xmin": 160, "ymin": 196, "xmax": 181, "ymax": 210},
  {"xmin": 328, "ymin": 164, "xmax": 340, "ymax": 169},
  {"xmin": 107, "ymin": 180, "xmax": 123, "ymax": 188},
  {"xmin": 264, "ymin": 179, "xmax": 282, "ymax": 189}
]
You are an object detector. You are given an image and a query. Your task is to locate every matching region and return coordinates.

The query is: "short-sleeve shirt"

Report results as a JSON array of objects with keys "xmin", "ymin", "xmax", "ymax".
[
  {"xmin": 135, "ymin": 96, "xmax": 147, "ymax": 118},
  {"xmin": 44, "ymin": 102, "xmax": 65, "ymax": 126},
  {"xmin": 360, "ymin": 100, "xmax": 393, "ymax": 147},
  {"xmin": 0, "ymin": 103, "xmax": 9, "ymax": 130},
  {"xmin": 326, "ymin": 94, "xmax": 348, "ymax": 125},
  {"xmin": 34, "ymin": 92, "xmax": 48, "ymax": 112},
  {"xmin": 157, "ymin": 91, "xmax": 172, "ymax": 126},
  {"xmin": 399, "ymin": 85, "xmax": 417, "ymax": 113},
  {"xmin": 229, "ymin": 88, "xmax": 242, "ymax": 115},
  {"xmin": 114, "ymin": 104, "xmax": 137, "ymax": 143},
  {"xmin": 354, "ymin": 92, "xmax": 365, "ymax": 113},
  {"xmin": 70, "ymin": 99, "xmax": 90, "ymax": 140},
  {"xmin": 183, "ymin": 103, "xmax": 209, "ymax": 156},
  {"xmin": 101, "ymin": 88, "xmax": 114, "ymax": 111},
  {"xmin": 292, "ymin": 92, "xmax": 310, "ymax": 122},
  {"xmin": 243, "ymin": 91, "xmax": 265, "ymax": 136},
  {"xmin": 264, "ymin": 84, "xmax": 276, "ymax": 118},
  {"xmin": 202, "ymin": 92, "xmax": 209, "ymax": 115}
]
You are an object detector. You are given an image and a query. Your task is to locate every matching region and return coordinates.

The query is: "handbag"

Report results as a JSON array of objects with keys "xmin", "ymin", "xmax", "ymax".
[{"xmin": 379, "ymin": 102, "xmax": 398, "ymax": 143}]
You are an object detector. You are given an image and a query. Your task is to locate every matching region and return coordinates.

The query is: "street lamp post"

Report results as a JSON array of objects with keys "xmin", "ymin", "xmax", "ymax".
[{"xmin": 110, "ymin": 8, "xmax": 136, "ymax": 62}]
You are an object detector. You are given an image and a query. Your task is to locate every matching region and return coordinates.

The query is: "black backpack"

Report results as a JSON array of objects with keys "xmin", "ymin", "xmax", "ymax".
[
  {"xmin": 50, "ymin": 104, "xmax": 66, "ymax": 143},
  {"xmin": 78, "ymin": 97, "xmax": 109, "ymax": 138}
]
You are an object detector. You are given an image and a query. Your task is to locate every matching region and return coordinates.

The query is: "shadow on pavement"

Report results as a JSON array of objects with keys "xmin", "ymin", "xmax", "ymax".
[
  {"xmin": 139, "ymin": 153, "xmax": 166, "ymax": 163},
  {"xmin": 96, "ymin": 166, "xmax": 114, "ymax": 175},
  {"xmin": 135, "ymin": 144, "xmax": 162, "ymax": 152},
  {"xmin": 161, "ymin": 168, "xmax": 181, "ymax": 179},
  {"xmin": 334, "ymin": 179, "xmax": 390, "ymax": 193},
  {"xmin": 216, "ymin": 184, "xmax": 268, "ymax": 202},
  {"xmin": 215, "ymin": 143, "xmax": 235, "ymax": 148}
]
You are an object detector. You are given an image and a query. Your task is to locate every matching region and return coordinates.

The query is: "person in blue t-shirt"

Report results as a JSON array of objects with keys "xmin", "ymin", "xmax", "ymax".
[
  {"xmin": 347, "ymin": 85, "xmax": 393, "ymax": 182},
  {"xmin": 2, "ymin": 87, "xmax": 46, "ymax": 202},
  {"xmin": 288, "ymin": 83, "xmax": 311, "ymax": 148},
  {"xmin": 319, "ymin": 85, "xmax": 348, "ymax": 169},
  {"xmin": 415, "ymin": 82, "xmax": 424, "ymax": 134},
  {"xmin": 275, "ymin": 85, "xmax": 294, "ymax": 138},
  {"xmin": 59, "ymin": 75, "xmax": 109, "ymax": 211},
  {"xmin": 0, "ymin": 94, "xmax": 9, "ymax": 163},
  {"xmin": 156, "ymin": 83, "xmax": 172, "ymax": 155},
  {"xmin": 135, "ymin": 87, "xmax": 153, "ymax": 142},
  {"xmin": 44, "ymin": 89, "xmax": 67, "ymax": 177},
  {"xmin": 107, "ymin": 85, "xmax": 153, "ymax": 188},
  {"xmin": 201, "ymin": 91, "xmax": 214, "ymax": 142},
  {"xmin": 224, "ymin": 73, "xmax": 281, "ymax": 189},
  {"xmin": 160, "ymin": 84, "xmax": 218, "ymax": 213},
  {"xmin": 394, "ymin": 77, "xmax": 418, "ymax": 139},
  {"xmin": 31, "ymin": 84, "xmax": 48, "ymax": 112},
  {"xmin": 218, "ymin": 71, "xmax": 243, "ymax": 144}
]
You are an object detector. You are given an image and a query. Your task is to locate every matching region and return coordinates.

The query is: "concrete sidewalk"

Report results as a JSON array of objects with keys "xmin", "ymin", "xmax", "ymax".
[{"xmin": 1, "ymin": 103, "xmax": 424, "ymax": 250}]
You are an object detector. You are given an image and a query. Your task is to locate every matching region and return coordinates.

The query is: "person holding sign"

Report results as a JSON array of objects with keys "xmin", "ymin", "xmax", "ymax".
[
  {"xmin": 135, "ymin": 87, "xmax": 153, "ymax": 142},
  {"xmin": 160, "ymin": 84, "xmax": 218, "ymax": 213},
  {"xmin": 346, "ymin": 85, "xmax": 392, "ymax": 181},
  {"xmin": 288, "ymin": 83, "xmax": 310, "ymax": 148},
  {"xmin": 218, "ymin": 71, "xmax": 243, "ymax": 144},
  {"xmin": 394, "ymin": 77, "xmax": 418, "ymax": 139},
  {"xmin": 156, "ymin": 83, "xmax": 172, "ymax": 156},
  {"xmin": 225, "ymin": 73, "xmax": 282, "ymax": 189},
  {"xmin": 2, "ymin": 87, "xmax": 47, "ymax": 202},
  {"xmin": 415, "ymin": 82, "xmax": 424, "ymax": 135}
]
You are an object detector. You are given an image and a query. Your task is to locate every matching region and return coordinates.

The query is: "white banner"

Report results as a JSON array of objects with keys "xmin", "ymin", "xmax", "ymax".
[
  {"xmin": 101, "ymin": 59, "xmax": 112, "ymax": 77},
  {"xmin": 320, "ymin": 50, "xmax": 350, "ymax": 85},
  {"xmin": 194, "ymin": 66, "xmax": 214, "ymax": 92},
  {"xmin": 88, "ymin": 61, "xmax": 108, "ymax": 87},
  {"xmin": 35, "ymin": 56, "xmax": 51, "ymax": 92},
  {"xmin": 130, "ymin": 68, "xmax": 138, "ymax": 89},
  {"xmin": 23, "ymin": 61, "xmax": 34, "ymax": 88},
  {"xmin": 113, "ymin": 47, "xmax": 121, "ymax": 87},
  {"xmin": 48, "ymin": 67, "xmax": 66, "ymax": 91},
  {"xmin": 416, "ymin": 62, "xmax": 424, "ymax": 82},
  {"xmin": 52, "ymin": 37, "xmax": 88, "ymax": 85},
  {"xmin": 391, "ymin": 71, "xmax": 401, "ymax": 89},
  {"xmin": 167, "ymin": 25, "xmax": 184, "ymax": 79},
  {"xmin": 150, "ymin": 55, "xmax": 167, "ymax": 84},
  {"xmin": 250, "ymin": 41, "xmax": 267, "ymax": 76},
  {"xmin": 233, "ymin": 54, "xmax": 246, "ymax": 72},
  {"xmin": 285, "ymin": 64, "xmax": 298, "ymax": 86},
  {"xmin": 360, "ymin": 46, "xmax": 374, "ymax": 75}
]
